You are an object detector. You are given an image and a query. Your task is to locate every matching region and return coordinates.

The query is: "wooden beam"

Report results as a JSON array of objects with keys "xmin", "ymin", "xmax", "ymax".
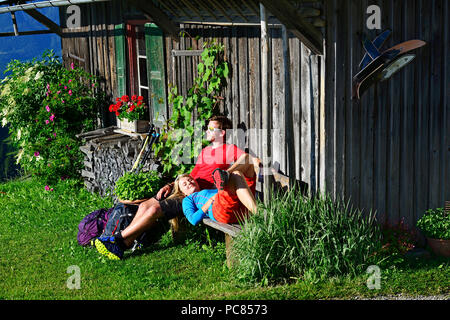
[
  {"xmin": 179, "ymin": 0, "xmax": 204, "ymax": 20},
  {"xmin": 10, "ymin": 12, "xmax": 19, "ymax": 36},
  {"xmin": 259, "ymin": 0, "xmax": 323, "ymax": 55},
  {"xmin": 171, "ymin": 49, "xmax": 203, "ymax": 57},
  {"xmin": 0, "ymin": 29, "xmax": 54, "ymax": 37},
  {"xmin": 127, "ymin": 0, "xmax": 180, "ymax": 41},
  {"xmin": 282, "ymin": 25, "xmax": 296, "ymax": 186},
  {"xmin": 260, "ymin": 3, "xmax": 272, "ymax": 204},
  {"xmin": 24, "ymin": 8, "xmax": 62, "ymax": 36},
  {"xmin": 208, "ymin": 0, "xmax": 233, "ymax": 22}
]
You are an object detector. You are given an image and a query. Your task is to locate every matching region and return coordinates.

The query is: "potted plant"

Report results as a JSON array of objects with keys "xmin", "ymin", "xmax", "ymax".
[
  {"xmin": 114, "ymin": 170, "xmax": 164, "ymax": 204},
  {"xmin": 109, "ymin": 95, "xmax": 149, "ymax": 133},
  {"xmin": 416, "ymin": 207, "xmax": 450, "ymax": 257}
]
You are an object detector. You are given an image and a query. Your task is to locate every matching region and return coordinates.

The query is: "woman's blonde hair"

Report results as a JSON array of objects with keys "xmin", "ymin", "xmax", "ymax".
[{"xmin": 167, "ymin": 173, "xmax": 193, "ymax": 200}]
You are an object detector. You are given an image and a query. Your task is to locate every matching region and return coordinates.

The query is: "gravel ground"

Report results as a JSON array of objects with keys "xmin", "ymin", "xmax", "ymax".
[{"xmin": 350, "ymin": 294, "xmax": 449, "ymax": 300}]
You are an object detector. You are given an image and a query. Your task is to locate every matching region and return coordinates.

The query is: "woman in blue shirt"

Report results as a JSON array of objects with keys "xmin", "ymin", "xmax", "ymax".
[{"xmin": 181, "ymin": 170, "xmax": 258, "ymax": 226}]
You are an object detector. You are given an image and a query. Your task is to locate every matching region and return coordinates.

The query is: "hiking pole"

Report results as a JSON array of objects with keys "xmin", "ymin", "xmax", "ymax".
[
  {"xmin": 131, "ymin": 124, "xmax": 155, "ymax": 173},
  {"xmin": 134, "ymin": 131, "xmax": 160, "ymax": 174}
]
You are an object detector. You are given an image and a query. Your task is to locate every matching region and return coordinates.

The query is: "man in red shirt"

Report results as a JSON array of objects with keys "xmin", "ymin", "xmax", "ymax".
[{"xmin": 94, "ymin": 115, "xmax": 257, "ymax": 259}]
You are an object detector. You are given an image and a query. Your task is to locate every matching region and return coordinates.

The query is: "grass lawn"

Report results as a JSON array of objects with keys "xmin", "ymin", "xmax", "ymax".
[{"xmin": 0, "ymin": 177, "xmax": 448, "ymax": 300}]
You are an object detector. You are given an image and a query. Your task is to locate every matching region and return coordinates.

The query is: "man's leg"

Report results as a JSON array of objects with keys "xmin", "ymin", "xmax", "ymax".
[{"xmin": 227, "ymin": 153, "xmax": 260, "ymax": 178}]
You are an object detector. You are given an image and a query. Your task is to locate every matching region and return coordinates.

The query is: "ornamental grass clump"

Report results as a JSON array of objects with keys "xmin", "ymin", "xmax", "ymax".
[{"xmin": 231, "ymin": 188, "xmax": 382, "ymax": 284}]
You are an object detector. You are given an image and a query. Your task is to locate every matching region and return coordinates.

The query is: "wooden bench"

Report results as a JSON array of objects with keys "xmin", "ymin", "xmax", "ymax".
[{"xmin": 200, "ymin": 169, "xmax": 306, "ymax": 268}]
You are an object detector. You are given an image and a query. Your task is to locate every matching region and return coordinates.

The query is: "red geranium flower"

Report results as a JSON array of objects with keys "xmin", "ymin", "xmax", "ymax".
[{"xmin": 110, "ymin": 94, "xmax": 147, "ymax": 121}]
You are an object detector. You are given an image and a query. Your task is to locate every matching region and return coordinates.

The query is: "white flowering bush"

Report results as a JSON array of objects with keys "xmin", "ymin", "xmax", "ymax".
[{"xmin": 0, "ymin": 50, "xmax": 105, "ymax": 185}]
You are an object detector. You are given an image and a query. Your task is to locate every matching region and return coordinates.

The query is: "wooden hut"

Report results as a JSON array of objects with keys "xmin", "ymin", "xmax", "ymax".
[
  {"xmin": 1, "ymin": 0, "xmax": 447, "ymax": 232},
  {"xmin": 58, "ymin": 0, "xmax": 450, "ymax": 231}
]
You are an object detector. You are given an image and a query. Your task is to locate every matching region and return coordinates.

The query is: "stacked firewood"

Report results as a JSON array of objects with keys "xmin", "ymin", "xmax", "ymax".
[{"xmin": 77, "ymin": 126, "xmax": 158, "ymax": 198}]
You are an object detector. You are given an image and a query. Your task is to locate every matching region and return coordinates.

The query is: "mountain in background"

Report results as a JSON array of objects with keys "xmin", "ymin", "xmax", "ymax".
[{"xmin": 0, "ymin": 6, "xmax": 62, "ymax": 181}]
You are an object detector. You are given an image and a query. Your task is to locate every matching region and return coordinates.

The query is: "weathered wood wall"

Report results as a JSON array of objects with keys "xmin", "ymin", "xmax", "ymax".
[
  {"xmin": 60, "ymin": 0, "xmax": 124, "ymax": 126},
  {"xmin": 60, "ymin": 1, "xmax": 323, "ymax": 196},
  {"xmin": 324, "ymin": 0, "xmax": 449, "ymax": 229},
  {"xmin": 60, "ymin": 0, "xmax": 449, "ymax": 232},
  {"xmin": 166, "ymin": 24, "xmax": 322, "ymax": 193}
]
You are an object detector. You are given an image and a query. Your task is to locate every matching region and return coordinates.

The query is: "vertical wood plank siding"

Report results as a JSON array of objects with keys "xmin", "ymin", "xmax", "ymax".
[
  {"xmin": 170, "ymin": 24, "xmax": 321, "ymax": 193},
  {"xmin": 325, "ymin": 0, "xmax": 449, "ymax": 228},
  {"xmin": 61, "ymin": 5, "xmax": 321, "ymax": 195},
  {"xmin": 60, "ymin": 1, "xmax": 448, "ymax": 230}
]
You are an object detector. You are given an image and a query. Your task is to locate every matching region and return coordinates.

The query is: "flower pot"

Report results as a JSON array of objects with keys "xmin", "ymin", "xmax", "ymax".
[
  {"xmin": 118, "ymin": 118, "xmax": 149, "ymax": 133},
  {"xmin": 427, "ymin": 237, "xmax": 450, "ymax": 257}
]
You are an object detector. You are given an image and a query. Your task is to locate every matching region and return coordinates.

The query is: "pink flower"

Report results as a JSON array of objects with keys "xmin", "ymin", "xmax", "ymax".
[
  {"xmin": 70, "ymin": 62, "xmax": 74, "ymax": 70},
  {"xmin": 45, "ymin": 105, "xmax": 50, "ymax": 112},
  {"xmin": 68, "ymin": 90, "xmax": 72, "ymax": 96},
  {"xmin": 68, "ymin": 79, "xmax": 72, "ymax": 83},
  {"xmin": 53, "ymin": 132, "xmax": 57, "ymax": 137},
  {"xmin": 64, "ymin": 86, "xmax": 67, "ymax": 90},
  {"xmin": 56, "ymin": 90, "xmax": 61, "ymax": 94},
  {"xmin": 62, "ymin": 100, "xmax": 65, "ymax": 103},
  {"xmin": 34, "ymin": 151, "xmax": 40, "ymax": 157},
  {"xmin": 46, "ymin": 84, "xmax": 50, "ymax": 89},
  {"xmin": 49, "ymin": 114, "xmax": 55, "ymax": 122},
  {"xmin": 45, "ymin": 185, "xmax": 54, "ymax": 192},
  {"xmin": 45, "ymin": 120, "xmax": 49, "ymax": 124}
]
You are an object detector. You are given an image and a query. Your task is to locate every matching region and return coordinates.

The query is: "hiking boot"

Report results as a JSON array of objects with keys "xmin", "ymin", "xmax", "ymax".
[
  {"xmin": 212, "ymin": 168, "xmax": 229, "ymax": 191},
  {"xmin": 94, "ymin": 236, "xmax": 124, "ymax": 260}
]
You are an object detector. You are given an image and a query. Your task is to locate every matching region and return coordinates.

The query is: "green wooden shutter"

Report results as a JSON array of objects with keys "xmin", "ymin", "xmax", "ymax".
[
  {"xmin": 114, "ymin": 23, "xmax": 127, "ymax": 97},
  {"xmin": 145, "ymin": 23, "xmax": 167, "ymax": 125}
]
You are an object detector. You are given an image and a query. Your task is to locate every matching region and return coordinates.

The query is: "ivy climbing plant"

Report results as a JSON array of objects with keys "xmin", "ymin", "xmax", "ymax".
[{"xmin": 153, "ymin": 41, "xmax": 229, "ymax": 178}]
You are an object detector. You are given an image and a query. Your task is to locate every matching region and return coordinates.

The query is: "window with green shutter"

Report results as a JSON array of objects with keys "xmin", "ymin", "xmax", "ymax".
[
  {"xmin": 114, "ymin": 22, "xmax": 166, "ymax": 127},
  {"xmin": 114, "ymin": 23, "xmax": 127, "ymax": 97},
  {"xmin": 145, "ymin": 23, "xmax": 167, "ymax": 126}
]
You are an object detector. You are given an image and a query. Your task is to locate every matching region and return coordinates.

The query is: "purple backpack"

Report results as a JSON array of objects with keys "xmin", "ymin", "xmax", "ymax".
[{"xmin": 77, "ymin": 207, "xmax": 114, "ymax": 246}]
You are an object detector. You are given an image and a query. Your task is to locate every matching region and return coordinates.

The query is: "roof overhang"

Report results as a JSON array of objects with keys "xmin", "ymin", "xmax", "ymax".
[
  {"xmin": 0, "ymin": 0, "xmax": 325, "ymax": 54},
  {"xmin": 0, "ymin": 0, "xmax": 109, "ymax": 37}
]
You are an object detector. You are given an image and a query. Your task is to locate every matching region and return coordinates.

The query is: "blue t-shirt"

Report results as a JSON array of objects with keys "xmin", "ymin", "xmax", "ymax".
[{"xmin": 182, "ymin": 189, "xmax": 218, "ymax": 225}]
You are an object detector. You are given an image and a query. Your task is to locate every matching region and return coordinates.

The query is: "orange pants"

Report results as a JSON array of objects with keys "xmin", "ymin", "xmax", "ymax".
[{"xmin": 211, "ymin": 174, "xmax": 256, "ymax": 224}]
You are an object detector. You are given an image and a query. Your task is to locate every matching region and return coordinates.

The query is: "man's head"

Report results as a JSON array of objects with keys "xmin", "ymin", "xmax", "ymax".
[{"xmin": 206, "ymin": 115, "xmax": 232, "ymax": 143}]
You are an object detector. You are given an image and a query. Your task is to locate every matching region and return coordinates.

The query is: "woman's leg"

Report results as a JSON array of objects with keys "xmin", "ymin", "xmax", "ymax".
[
  {"xmin": 125, "ymin": 197, "xmax": 159, "ymax": 231},
  {"xmin": 120, "ymin": 202, "xmax": 164, "ymax": 247}
]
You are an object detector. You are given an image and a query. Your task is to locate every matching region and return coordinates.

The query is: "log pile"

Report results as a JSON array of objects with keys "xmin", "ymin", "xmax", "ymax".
[{"xmin": 77, "ymin": 126, "xmax": 159, "ymax": 198}]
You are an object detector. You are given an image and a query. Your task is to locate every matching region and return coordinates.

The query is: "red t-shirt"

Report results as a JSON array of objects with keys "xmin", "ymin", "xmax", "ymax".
[{"xmin": 190, "ymin": 143, "xmax": 245, "ymax": 190}]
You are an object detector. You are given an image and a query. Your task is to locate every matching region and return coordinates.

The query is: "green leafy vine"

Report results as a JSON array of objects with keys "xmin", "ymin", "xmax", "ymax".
[{"xmin": 154, "ymin": 41, "xmax": 229, "ymax": 178}]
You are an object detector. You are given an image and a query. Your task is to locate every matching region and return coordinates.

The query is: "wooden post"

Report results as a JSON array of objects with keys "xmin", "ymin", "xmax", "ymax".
[
  {"xmin": 282, "ymin": 25, "xmax": 295, "ymax": 187},
  {"xmin": 10, "ymin": 12, "xmax": 19, "ymax": 36},
  {"xmin": 260, "ymin": 4, "xmax": 272, "ymax": 204}
]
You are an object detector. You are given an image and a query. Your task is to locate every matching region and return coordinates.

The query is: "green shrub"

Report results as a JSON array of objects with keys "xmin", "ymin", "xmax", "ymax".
[
  {"xmin": 0, "ymin": 50, "xmax": 104, "ymax": 184},
  {"xmin": 114, "ymin": 170, "xmax": 164, "ymax": 201},
  {"xmin": 417, "ymin": 208, "xmax": 449, "ymax": 240},
  {"xmin": 231, "ymin": 188, "xmax": 382, "ymax": 284}
]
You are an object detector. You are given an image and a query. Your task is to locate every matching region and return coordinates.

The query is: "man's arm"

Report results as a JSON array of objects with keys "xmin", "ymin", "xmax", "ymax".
[{"xmin": 156, "ymin": 182, "xmax": 174, "ymax": 200}]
